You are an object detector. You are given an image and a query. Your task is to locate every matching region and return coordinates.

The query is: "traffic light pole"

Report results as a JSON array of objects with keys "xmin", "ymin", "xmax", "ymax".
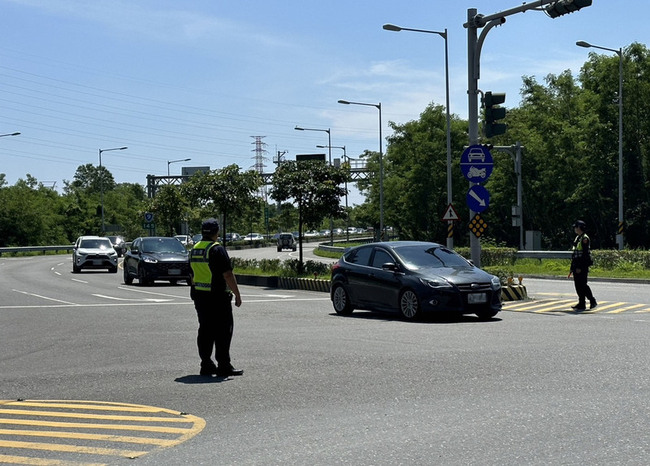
[{"xmin": 465, "ymin": 0, "xmax": 592, "ymax": 266}]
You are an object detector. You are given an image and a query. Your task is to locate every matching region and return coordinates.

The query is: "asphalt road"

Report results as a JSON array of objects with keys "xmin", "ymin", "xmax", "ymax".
[{"xmin": 1, "ymin": 254, "xmax": 649, "ymax": 465}]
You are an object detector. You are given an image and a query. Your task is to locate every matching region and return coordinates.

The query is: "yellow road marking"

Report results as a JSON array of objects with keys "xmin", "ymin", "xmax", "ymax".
[
  {"xmin": 0, "ymin": 440, "xmax": 148, "ymax": 459},
  {"xmin": 0, "ymin": 400, "xmax": 206, "ymax": 463},
  {"xmin": 606, "ymin": 303, "xmax": 645, "ymax": 314},
  {"xmin": 0, "ymin": 429, "xmax": 176, "ymax": 446},
  {"xmin": 0, "ymin": 454, "xmax": 105, "ymax": 465}
]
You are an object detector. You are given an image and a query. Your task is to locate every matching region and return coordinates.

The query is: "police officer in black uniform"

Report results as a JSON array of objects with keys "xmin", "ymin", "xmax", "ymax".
[
  {"xmin": 190, "ymin": 218, "xmax": 243, "ymax": 377},
  {"xmin": 570, "ymin": 220, "xmax": 597, "ymax": 311}
]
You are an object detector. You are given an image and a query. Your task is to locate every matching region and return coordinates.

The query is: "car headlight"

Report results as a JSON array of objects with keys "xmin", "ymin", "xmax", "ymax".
[
  {"xmin": 419, "ymin": 277, "xmax": 453, "ymax": 289},
  {"xmin": 143, "ymin": 256, "xmax": 158, "ymax": 264},
  {"xmin": 491, "ymin": 275, "xmax": 502, "ymax": 290}
]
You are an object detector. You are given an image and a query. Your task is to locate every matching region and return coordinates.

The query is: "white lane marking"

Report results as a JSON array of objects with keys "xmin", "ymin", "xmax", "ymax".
[
  {"xmin": 71, "ymin": 278, "xmax": 88, "ymax": 284},
  {"xmin": 92, "ymin": 294, "xmax": 172, "ymax": 303},
  {"xmin": 11, "ymin": 289, "xmax": 76, "ymax": 305},
  {"xmin": 117, "ymin": 286, "xmax": 191, "ymax": 299}
]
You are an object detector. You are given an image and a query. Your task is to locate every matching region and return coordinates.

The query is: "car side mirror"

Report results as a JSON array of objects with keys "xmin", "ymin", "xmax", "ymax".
[{"xmin": 382, "ymin": 262, "xmax": 399, "ymax": 272}]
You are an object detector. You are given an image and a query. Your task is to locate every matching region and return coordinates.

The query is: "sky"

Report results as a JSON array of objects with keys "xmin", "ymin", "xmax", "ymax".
[{"xmin": 0, "ymin": 0, "xmax": 645, "ymax": 205}]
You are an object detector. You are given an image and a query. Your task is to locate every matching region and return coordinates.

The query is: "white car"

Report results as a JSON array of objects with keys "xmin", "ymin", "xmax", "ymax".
[
  {"xmin": 174, "ymin": 235, "xmax": 194, "ymax": 248},
  {"xmin": 243, "ymin": 233, "xmax": 264, "ymax": 242},
  {"xmin": 72, "ymin": 236, "xmax": 118, "ymax": 273}
]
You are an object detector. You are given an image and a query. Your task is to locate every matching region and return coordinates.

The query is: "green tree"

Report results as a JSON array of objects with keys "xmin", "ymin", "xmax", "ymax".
[
  {"xmin": 148, "ymin": 185, "xmax": 188, "ymax": 237},
  {"xmin": 181, "ymin": 165, "xmax": 262, "ymax": 245},
  {"xmin": 270, "ymin": 160, "xmax": 347, "ymax": 268}
]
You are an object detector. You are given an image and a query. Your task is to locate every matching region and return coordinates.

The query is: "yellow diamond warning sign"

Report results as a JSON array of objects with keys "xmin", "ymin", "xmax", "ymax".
[{"xmin": 469, "ymin": 213, "xmax": 487, "ymax": 237}]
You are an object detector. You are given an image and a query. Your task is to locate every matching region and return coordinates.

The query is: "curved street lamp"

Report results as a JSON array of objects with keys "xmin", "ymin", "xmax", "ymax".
[
  {"xmin": 167, "ymin": 158, "xmax": 191, "ymax": 176},
  {"xmin": 577, "ymin": 40, "xmax": 624, "ymax": 250},
  {"xmin": 0, "ymin": 132, "xmax": 20, "ymax": 138},
  {"xmin": 383, "ymin": 23, "xmax": 453, "ymax": 248},
  {"xmin": 338, "ymin": 99, "xmax": 384, "ymax": 240}
]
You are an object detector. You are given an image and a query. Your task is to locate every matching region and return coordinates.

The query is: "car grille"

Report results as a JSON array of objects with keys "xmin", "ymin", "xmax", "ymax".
[
  {"xmin": 456, "ymin": 282, "xmax": 491, "ymax": 292},
  {"xmin": 157, "ymin": 262, "xmax": 190, "ymax": 273}
]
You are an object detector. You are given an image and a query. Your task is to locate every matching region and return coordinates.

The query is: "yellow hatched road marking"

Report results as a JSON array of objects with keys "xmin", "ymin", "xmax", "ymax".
[
  {"xmin": 0, "ymin": 400, "xmax": 206, "ymax": 463},
  {"xmin": 503, "ymin": 299, "xmax": 649, "ymax": 315},
  {"xmin": 0, "ymin": 418, "xmax": 193, "ymax": 434},
  {"xmin": 589, "ymin": 302, "xmax": 625, "ymax": 312},
  {"xmin": 0, "ymin": 409, "xmax": 193, "ymax": 423},
  {"xmin": 606, "ymin": 303, "xmax": 646, "ymax": 314},
  {"xmin": 0, "ymin": 429, "xmax": 175, "ymax": 446},
  {"xmin": 0, "ymin": 440, "xmax": 147, "ymax": 458},
  {"xmin": 0, "ymin": 454, "xmax": 105, "ymax": 465}
]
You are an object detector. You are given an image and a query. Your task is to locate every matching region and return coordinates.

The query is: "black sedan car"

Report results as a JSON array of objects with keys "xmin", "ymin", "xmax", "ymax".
[
  {"xmin": 330, "ymin": 241, "xmax": 502, "ymax": 320},
  {"xmin": 123, "ymin": 236, "xmax": 191, "ymax": 285}
]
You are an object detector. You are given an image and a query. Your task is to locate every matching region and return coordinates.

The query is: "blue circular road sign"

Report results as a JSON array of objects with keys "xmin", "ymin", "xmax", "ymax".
[
  {"xmin": 466, "ymin": 185, "xmax": 490, "ymax": 213},
  {"xmin": 460, "ymin": 145, "xmax": 494, "ymax": 182}
]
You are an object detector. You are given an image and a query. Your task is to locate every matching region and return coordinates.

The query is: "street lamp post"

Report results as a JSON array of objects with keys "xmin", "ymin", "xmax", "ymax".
[
  {"xmin": 577, "ymin": 40, "xmax": 624, "ymax": 250},
  {"xmin": 383, "ymin": 23, "xmax": 453, "ymax": 248},
  {"xmin": 317, "ymin": 144, "xmax": 349, "ymax": 241},
  {"xmin": 0, "ymin": 132, "xmax": 20, "ymax": 138},
  {"xmin": 167, "ymin": 158, "xmax": 191, "ymax": 176},
  {"xmin": 295, "ymin": 126, "xmax": 333, "ymax": 244},
  {"xmin": 99, "ymin": 146, "xmax": 128, "ymax": 235},
  {"xmin": 337, "ymin": 100, "xmax": 384, "ymax": 240}
]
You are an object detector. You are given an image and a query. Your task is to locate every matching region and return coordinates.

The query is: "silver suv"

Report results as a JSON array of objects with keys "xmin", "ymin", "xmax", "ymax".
[
  {"xmin": 72, "ymin": 236, "xmax": 118, "ymax": 273},
  {"xmin": 277, "ymin": 233, "xmax": 297, "ymax": 252}
]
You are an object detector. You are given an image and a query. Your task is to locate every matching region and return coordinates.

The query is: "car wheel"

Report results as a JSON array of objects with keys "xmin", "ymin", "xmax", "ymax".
[
  {"xmin": 123, "ymin": 265, "xmax": 133, "ymax": 285},
  {"xmin": 332, "ymin": 284, "xmax": 353, "ymax": 315},
  {"xmin": 399, "ymin": 289, "xmax": 421, "ymax": 320},
  {"xmin": 476, "ymin": 309, "xmax": 498, "ymax": 321},
  {"xmin": 138, "ymin": 267, "xmax": 151, "ymax": 286},
  {"xmin": 72, "ymin": 263, "xmax": 80, "ymax": 273}
]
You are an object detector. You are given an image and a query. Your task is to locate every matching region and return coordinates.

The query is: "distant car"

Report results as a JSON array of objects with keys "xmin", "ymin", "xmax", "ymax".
[
  {"xmin": 123, "ymin": 236, "xmax": 191, "ymax": 285},
  {"xmin": 107, "ymin": 235, "xmax": 127, "ymax": 257},
  {"xmin": 72, "ymin": 236, "xmax": 118, "ymax": 273},
  {"xmin": 277, "ymin": 233, "xmax": 297, "ymax": 252},
  {"xmin": 192, "ymin": 234, "xmax": 202, "ymax": 244},
  {"xmin": 304, "ymin": 231, "xmax": 320, "ymax": 237},
  {"xmin": 333, "ymin": 228, "xmax": 344, "ymax": 235},
  {"xmin": 330, "ymin": 241, "xmax": 502, "ymax": 321},
  {"xmin": 243, "ymin": 233, "xmax": 264, "ymax": 242},
  {"xmin": 225, "ymin": 233, "xmax": 241, "ymax": 243},
  {"xmin": 174, "ymin": 235, "xmax": 194, "ymax": 248}
]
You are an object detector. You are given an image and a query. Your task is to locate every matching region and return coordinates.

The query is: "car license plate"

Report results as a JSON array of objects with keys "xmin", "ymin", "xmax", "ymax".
[
  {"xmin": 169, "ymin": 269, "xmax": 181, "ymax": 275},
  {"xmin": 468, "ymin": 292, "xmax": 487, "ymax": 304},
  {"xmin": 93, "ymin": 260, "xmax": 103, "ymax": 266}
]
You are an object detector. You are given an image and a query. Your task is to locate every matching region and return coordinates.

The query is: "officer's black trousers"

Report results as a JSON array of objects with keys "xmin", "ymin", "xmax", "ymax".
[
  {"xmin": 573, "ymin": 268, "xmax": 594, "ymax": 305},
  {"xmin": 193, "ymin": 292, "xmax": 234, "ymax": 369}
]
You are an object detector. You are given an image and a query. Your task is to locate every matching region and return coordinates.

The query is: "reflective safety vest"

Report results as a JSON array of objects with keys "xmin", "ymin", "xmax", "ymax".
[
  {"xmin": 190, "ymin": 240, "xmax": 219, "ymax": 292},
  {"xmin": 572, "ymin": 233, "xmax": 590, "ymax": 258}
]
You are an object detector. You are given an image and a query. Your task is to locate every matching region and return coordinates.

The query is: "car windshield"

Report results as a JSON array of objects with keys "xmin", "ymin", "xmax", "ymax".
[
  {"xmin": 141, "ymin": 238, "xmax": 187, "ymax": 254},
  {"xmin": 393, "ymin": 245, "xmax": 471, "ymax": 270},
  {"xmin": 80, "ymin": 239, "xmax": 112, "ymax": 249}
]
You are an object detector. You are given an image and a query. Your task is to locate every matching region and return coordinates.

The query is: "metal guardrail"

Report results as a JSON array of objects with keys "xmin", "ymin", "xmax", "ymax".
[{"xmin": 0, "ymin": 245, "xmax": 75, "ymax": 256}]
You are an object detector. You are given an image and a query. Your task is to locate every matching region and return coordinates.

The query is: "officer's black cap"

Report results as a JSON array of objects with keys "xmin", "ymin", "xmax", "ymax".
[
  {"xmin": 201, "ymin": 218, "xmax": 220, "ymax": 235},
  {"xmin": 573, "ymin": 220, "xmax": 587, "ymax": 230}
]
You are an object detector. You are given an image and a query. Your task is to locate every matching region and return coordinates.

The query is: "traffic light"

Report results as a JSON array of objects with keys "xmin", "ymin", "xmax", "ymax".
[
  {"xmin": 545, "ymin": 0, "xmax": 592, "ymax": 18},
  {"xmin": 483, "ymin": 91, "xmax": 507, "ymax": 139}
]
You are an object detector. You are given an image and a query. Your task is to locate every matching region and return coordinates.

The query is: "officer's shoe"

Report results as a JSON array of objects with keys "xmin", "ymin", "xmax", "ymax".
[
  {"xmin": 590, "ymin": 299, "xmax": 598, "ymax": 309},
  {"xmin": 200, "ymin": 364, "xmax": 218, "ymax": 376},
  {"xmin": 571, "ymin": 303, "xmax": 586, "ymax": 310},
  {"xmin": 216, "ymin": 366, "xmax": 244, "ymax": 377}
]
